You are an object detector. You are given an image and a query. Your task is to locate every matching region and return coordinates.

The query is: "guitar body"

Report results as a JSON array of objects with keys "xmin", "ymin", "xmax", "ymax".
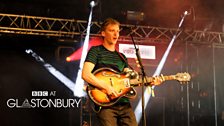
[
  {"xmin": 87, "ymin": 68, "xmax": 137, "ymax": 107},
  {"xmin": 86, "ymin": 67, "xmax": 191, "ymax": 107}
]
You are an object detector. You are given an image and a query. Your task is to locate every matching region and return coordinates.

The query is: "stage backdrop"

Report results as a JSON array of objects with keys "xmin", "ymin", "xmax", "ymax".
[{"xmin": 1, "ymin": 36, "xmax": 224, "ymax": 126}]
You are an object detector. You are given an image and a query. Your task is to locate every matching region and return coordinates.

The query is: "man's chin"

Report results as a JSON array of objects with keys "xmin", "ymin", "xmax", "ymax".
[{"xmin": 109, "ymin": 41, "xmax": 117, "ymax": 45}]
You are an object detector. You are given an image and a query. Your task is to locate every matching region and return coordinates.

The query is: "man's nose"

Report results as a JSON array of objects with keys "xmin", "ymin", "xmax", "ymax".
[{"xmin": 114, "ymin": 31, "xmax": 119, "ymax": 36}]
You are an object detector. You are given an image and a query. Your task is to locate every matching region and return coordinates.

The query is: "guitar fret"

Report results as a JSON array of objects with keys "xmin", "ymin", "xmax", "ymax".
[{"xmin": 164, "ymin": 75, "xmax": 175, "ymax": 80}]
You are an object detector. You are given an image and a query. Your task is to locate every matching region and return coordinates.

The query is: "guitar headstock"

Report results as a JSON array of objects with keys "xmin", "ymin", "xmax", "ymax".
[{"xmin": 175, "ymin": 72, "xmax": 191, "ymax": 83}]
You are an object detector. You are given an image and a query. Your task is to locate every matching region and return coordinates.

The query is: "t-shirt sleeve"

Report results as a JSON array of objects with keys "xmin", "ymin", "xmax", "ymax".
[{"xmin": 85, "ymin": 46, "xmax": 98, "ymax": 64}]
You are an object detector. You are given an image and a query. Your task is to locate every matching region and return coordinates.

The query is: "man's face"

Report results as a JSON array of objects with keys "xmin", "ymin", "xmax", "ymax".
[{"xmin": 101, "ymin": 24, "xmax": 120, "ymax": 45}]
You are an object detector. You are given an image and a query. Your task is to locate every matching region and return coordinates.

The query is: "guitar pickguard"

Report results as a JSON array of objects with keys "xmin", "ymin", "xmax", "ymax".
[{"xmin": 87, "ymin": 68, "xmax": 137, "ymax": 107}]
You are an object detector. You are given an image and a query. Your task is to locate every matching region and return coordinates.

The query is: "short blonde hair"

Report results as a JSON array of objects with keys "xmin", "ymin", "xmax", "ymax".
[{"xmin": 100, "ymin": 18, "xmax": 120, "ymax": 32}]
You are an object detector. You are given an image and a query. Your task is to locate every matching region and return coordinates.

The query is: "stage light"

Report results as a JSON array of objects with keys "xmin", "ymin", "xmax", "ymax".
[
  {"xmin": 66, "ymin": 37, "xmax": 102, "ymax": 62},
  {"xmin": 90, "ymin": 1, "xmax": 98, "ymax": 7},
  {"xmin": 73, "ymin": 1, "xmax": 98, "ymax": 97},
  {"xmin": 66, "ymin": 57, "xmax": 71, "ymax": 62},
  {"xmin": 134, "ymin": 10, "xmax": 188, "ymax": 124},
  {"xmin": 127, "ymin": 11, "xmax": 144, "ymax": 22}
]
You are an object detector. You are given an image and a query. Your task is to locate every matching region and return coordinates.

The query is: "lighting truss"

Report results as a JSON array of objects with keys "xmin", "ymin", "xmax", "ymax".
[{"xmin": 0, "ymin": 13, "xmax": 223, "ymax": 44}]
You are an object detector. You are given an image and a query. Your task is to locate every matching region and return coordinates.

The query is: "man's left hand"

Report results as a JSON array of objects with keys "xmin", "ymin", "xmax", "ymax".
[{"xmin": 151, "ymin": 75, "xmax": 165, "ymax": 86}]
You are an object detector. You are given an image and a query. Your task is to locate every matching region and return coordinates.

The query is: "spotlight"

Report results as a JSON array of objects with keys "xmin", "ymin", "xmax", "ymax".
[
  {"xmin": 90, "ymin": 1, "xmax": 97, "ymax": 7},
  {"xmin": 127, "ymin": 11, "xmax": 144, "ymax": 22}
]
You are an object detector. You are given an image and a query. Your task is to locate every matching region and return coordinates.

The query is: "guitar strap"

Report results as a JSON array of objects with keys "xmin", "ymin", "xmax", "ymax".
[{"xmin": 116, "ymin": 50, "xmax": 134, "ymax": 70}]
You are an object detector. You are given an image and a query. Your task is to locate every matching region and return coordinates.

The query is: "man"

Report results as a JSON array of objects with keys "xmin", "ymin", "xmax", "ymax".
[{"xmin": 82, "ymin": 18, "xmax": 163, "ymax": 126}]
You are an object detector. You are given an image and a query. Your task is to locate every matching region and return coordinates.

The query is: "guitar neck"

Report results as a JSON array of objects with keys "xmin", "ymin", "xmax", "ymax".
[{"xmin": 130, "ymin": 75, "xmax": 176, "ymax": 86}]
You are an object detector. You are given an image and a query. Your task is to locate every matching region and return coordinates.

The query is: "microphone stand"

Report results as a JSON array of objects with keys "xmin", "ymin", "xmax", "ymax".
[
  {"xmin": 130, "ymin": 34, "xmax": 147, "ymax": 126},
  {"xmin": 128, "ymin": 10, "xmax": 190, "ymax": 126}
]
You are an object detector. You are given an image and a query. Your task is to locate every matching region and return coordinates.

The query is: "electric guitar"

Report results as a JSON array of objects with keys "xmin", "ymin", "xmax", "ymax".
[{"xmin": 87, "ymin": 68, "xmax": 191, "ymax": 107}]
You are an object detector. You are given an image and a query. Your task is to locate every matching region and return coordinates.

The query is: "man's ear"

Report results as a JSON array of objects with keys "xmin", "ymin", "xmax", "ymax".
[{"xmin": 101, "ymin": 31, "xmax": 105, "ymax": 37}]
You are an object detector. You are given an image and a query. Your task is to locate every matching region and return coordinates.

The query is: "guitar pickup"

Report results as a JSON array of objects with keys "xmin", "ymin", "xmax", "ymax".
[{"xmin": 124, "ymin": 79, "xmax": 130, "ymax": 88}]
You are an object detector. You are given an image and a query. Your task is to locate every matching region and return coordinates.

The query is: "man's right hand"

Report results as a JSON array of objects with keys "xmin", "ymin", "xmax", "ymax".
[{"xmin": 103, "ymin": 82, "xmax": 118, "ymax": 97}]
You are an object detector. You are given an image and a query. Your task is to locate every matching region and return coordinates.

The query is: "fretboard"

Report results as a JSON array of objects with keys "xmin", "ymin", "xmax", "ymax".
[{"xmin": 130, "ymin": 75, "xmax": 176, "ymax": 86}]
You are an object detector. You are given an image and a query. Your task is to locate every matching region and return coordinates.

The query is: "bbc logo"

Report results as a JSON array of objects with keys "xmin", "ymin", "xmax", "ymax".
[{"xmin": 32, "ymin": 91, "xmax": 48, "ymax": 96}]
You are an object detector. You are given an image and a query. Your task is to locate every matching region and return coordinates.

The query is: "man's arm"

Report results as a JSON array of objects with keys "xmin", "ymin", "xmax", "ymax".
[{"xmin": 82, "ymin": 62, "xmax": 118, "ymax": 96}]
